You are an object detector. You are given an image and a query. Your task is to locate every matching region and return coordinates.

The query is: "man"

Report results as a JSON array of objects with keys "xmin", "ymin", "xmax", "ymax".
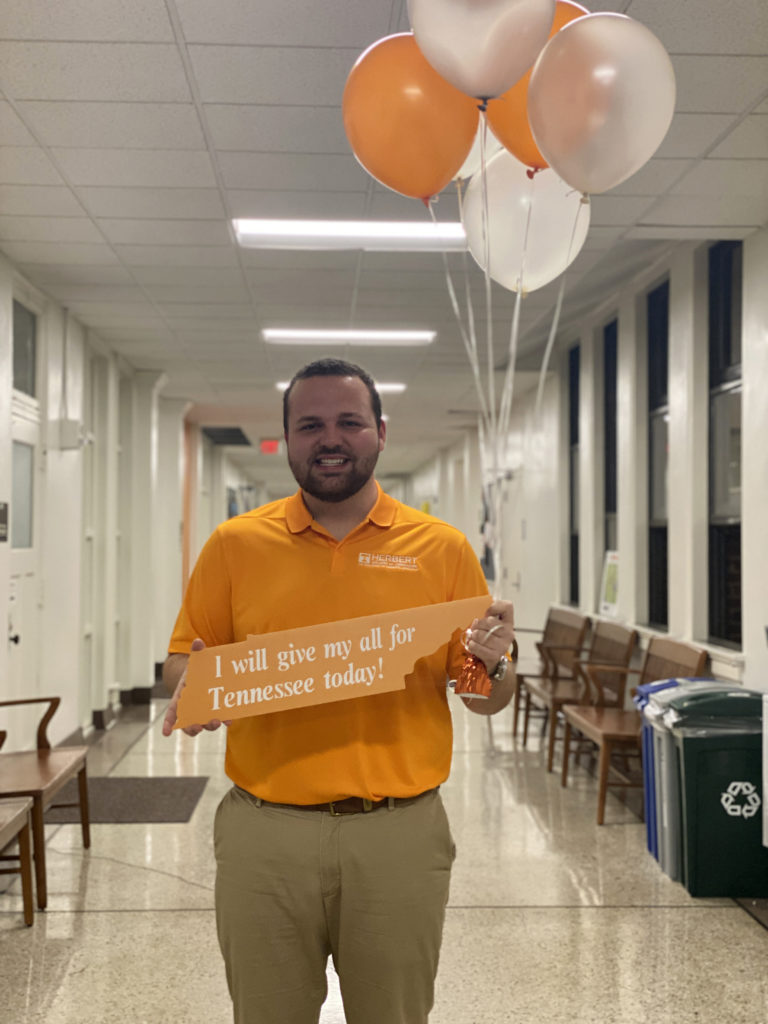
[{"xmin": 162, "ymin": 358, "xmax": 515, "ymax": 1024}]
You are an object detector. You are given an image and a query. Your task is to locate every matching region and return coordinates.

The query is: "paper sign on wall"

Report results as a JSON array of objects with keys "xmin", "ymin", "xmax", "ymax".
[{"xmin": 174, "ymin": 595, "xmax": 489, "ymax": 728}]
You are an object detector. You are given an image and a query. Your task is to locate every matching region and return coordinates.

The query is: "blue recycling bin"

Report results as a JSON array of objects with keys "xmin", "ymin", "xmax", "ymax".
[{"xmin": 635, "ymin": 678, "xmax": 721, "ymax": 862}]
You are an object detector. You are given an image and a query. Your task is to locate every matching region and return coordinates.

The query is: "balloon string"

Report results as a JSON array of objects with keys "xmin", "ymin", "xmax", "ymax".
[
  {"xmin": 479, "ymin": 111, "xmax": 496, "ymax": 443},
  {"xmin": 497, "ymin": 172, "xmax": 535, "ymax": 456},
  {"xmin": 428, "ymin": 195, "xmax": 490, "ymax": 431},
  {"xmin": 534, "ymin": 194, "xmax": 590, "ymax": 418}
]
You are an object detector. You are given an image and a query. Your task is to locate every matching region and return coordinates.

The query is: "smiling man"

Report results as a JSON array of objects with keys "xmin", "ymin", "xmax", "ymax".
[{"xmin": 162, "ymin": 358, "xmax": 516, "ymax": 1024}]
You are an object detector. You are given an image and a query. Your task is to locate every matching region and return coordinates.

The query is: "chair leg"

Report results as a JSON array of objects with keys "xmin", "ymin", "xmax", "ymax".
[
  {"xmin": 546, "ymin": 705, "xmax": 558, "ymax": 772},
  {"xmin": 561, "ymin": 721, "xmax": 572, "ymax": 787},
  {"xmin": 77, "ymin": 765, "xmax": 91, "ymax": 849},
  {"xmin": 31, "ymin": 797, "xmax": 47, "ymax": 910},
  {"xmin": 522, "ymin": 689, "xmax": 531, "ymax": 747},
  {"xmin": 596, "ymin": 739, "xmax": 612, "ymax": 825},
  {"xmin": 18, "ymin": 817, "xmax": 34, "ymax": 926},
  {"xmin": 511, "ymin": 677, "xmax": 521, "ymax": 737}
]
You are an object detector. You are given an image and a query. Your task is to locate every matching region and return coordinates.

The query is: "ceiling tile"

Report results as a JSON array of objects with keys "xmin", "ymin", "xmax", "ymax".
[
  {"xmin": 131, "ymin": 265, "xmax": 245, "ymax": 286},
  {"xmin": 217, "ymin": 152, "xmax": 366, "ymax": 191},
  {"xmin": 77, "ymin": 186, "xmax": 225, "ymax": 219},
  {"xmin": 0, "ymin": 184, "xmax": 83, "ymax": 216},
  {"xmin": 142, "ymin": 284, "xmax": 251, "ymax": 304},
  {"xmin": 229, "ymin": 189, "xmax": 368, "ymax": 219},
  {"xmin": 654, "ymin": 113, "xmax": 736, "ymax": 158},
  {"xmin": 175, "ymin": 0, "xmax": 393, "ymax": 46},
  {"xmin": 18, "ymin": 101, "xmax": 206, "ymax": 149},
  {"xmin": 52, "ymin": 149, "xmax": 216, "ymax": 188},
  {"xmin": 588, "ymin": 196, "xmax": 656, "ymax": 226},
  {"xmin": 0, "ymin": 0, "xmax": 174, "ymax": 41},
  {"xmin": 628, "ymin": 0, "xmax": 768, "ymax": 56},
  {"xmin": 0, "ymin": 147, "xmax": 65, "ymax": 185},
  {"xmin": 670, "ymin": 159, "xmax": 768, "ymax": 196},
  {"xmin": 672, "ymin": 56, "xmax": 768, "ymax": 114},
  {"xmin": 42, "ymin": 284, "xmax": 146, "ymax": 304},
  {"xmin": 98, "ymin": 218, "xmax": 231, "ymax": 245},
  {"xmin": 0, "ymin": 43, "xmax": 191, "ymax": 102},
  {"xmin": 608, "ymin": 159, "xmax": 693, "ymax": 197},
  {"xmin": 188, "ymin": 45, "xmax": 356, "ymax": 105},
  {"xmin": 640, "ymin": 193, "xmax": 767, "ymax": 227},
  {"xmin": 22, "ymin": 263, "xmax": 135, "ymax": 285},
  {"xmin": 115, "ymin": 244, "xmax": 238, "ymax": 267},
  {"xmin": 710, "ymin": 115, "xmax": 768, "ymax": 159},
  {"xmin": 1, "ymin": 240, "xmax": 119, "ymax": 264},
  {"xmin": 0, "ymin": 101, "xmax": 36, "ymax": 144},
  {"xmin": 0, "ymin": 216, "xmax": 102, "ymax": 243},
  {"xmin": 205, "ymin": 104, "xmax": 349, "ymax": 153}
]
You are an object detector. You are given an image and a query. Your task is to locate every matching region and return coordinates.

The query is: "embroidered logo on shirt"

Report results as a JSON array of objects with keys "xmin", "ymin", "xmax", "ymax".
[{"xmin": 358, "ymin": 553, "xmax": 420, "ymax": 571}]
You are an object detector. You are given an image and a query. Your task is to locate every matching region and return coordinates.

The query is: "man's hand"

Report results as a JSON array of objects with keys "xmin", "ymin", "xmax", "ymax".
[
  {"xmin": 161, "ymin": 638, "xmax": 229, "ymax": 738},
  {"xmin": 465, "ymin": 599, "xmax": 515, "ymax": 674}
]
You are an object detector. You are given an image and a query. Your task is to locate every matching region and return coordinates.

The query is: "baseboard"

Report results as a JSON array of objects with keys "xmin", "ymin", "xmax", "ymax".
[
  {"xmin": 92, "ymin": 704, "xmax": 120, "ymax": 732},
  {"xmin": 119, "ymin": 687, "xmax": 153, "ymax": 706}
]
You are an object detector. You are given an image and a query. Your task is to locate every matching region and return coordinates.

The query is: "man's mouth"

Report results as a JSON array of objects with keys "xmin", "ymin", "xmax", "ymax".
[{"xmin": 315, "ymin": 456, "xmax": 349, "ymax": 467}]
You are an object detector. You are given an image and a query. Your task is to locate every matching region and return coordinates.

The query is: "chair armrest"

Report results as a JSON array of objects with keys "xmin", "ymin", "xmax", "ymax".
[
  {"xmin": 0, "ymin": 697, "xmax": 61, "ymax": 750},
  {"xmin": 577, "ymin": 663, "xmax": 639, "ymax": 706},
  {"xmin": 0, "ymin": 729, "xmax": 6, "ymax": 751}
]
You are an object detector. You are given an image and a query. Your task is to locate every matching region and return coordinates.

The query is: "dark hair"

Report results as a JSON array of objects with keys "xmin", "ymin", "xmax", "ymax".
[{"xmin": 282, "ymin": 358, "xmax": 382, "ymax": 432}]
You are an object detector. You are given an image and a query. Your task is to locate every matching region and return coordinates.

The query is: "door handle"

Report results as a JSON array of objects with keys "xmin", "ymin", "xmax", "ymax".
[{"xmin": 8, "ymin": 634, "xmax": 20, "ymax": 644}]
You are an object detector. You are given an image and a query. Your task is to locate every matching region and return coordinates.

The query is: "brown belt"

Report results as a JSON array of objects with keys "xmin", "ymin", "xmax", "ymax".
[{"xmin": 254, "ymin": 788, "xmax": 436, "ymax": 817}]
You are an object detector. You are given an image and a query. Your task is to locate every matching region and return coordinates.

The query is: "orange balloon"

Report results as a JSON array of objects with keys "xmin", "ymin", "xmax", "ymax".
[
  {"xmin": 487, "ymin": 1, "xmax": 589, "ymax": 170},
  {"xmin": 343, "ymin": 33, "xmax": 480, "ymax": 201}
]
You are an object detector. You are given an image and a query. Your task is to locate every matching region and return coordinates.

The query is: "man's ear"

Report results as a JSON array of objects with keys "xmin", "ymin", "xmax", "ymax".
[{"xmin": 378, "ymin": 420, "xmax": 387, "ymax": 451}]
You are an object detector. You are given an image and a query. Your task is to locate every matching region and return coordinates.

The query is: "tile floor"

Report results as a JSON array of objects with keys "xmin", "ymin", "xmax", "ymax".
[{"xmin": 1, "ymin": 696, "xmax": 767, "ymax": 1024}]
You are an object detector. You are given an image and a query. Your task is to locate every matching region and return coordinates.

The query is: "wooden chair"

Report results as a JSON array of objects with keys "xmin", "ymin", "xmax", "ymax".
[
  {"xmin": 522, "ymin": 620, "xmax": 638, "ymax": 772},
  {"xmin": 561, "ymin": 637, "xmax": 708, "ymax": 824},
  {"xmin": 0, "ymin": 699, "xmax": 90, "ymax": 909},
  {"xmin": 0, "ymin": 795, "xmax": 35, "ymax": 927},
  {"xmin": 512, "ymin": 607, "xmax": 591, "ymax": 738}
]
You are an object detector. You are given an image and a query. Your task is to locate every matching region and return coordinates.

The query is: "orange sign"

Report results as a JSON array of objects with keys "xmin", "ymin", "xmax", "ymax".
[{"xmin": 174, "ymin": 595, "xmax": 489, "ymax": 728}]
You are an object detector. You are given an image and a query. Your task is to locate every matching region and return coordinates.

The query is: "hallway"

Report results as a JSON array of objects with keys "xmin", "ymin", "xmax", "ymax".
[{"xmin": 1, "ymin": 696, "xmax": 766, "ymax": 1024}]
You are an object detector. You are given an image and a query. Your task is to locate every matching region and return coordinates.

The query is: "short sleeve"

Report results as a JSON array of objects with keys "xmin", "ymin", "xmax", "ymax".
[{"xmin": 167, "ymin": 528, "xmax": 235, "ymax": 653}]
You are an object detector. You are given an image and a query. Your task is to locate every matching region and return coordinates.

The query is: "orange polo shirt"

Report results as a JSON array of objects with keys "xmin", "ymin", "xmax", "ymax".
[{"xmin": 169, "ymin": 484, "xmax": 489, "ymax": 803}]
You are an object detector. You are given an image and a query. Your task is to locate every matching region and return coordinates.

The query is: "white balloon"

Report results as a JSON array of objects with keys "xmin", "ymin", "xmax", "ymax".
[
  {"xmin": 462, "ymin": 150, "xmax": 590, "ymax": 292},
  {"xmin": 408, "ymin": 0, "xmax": 556, "ymax": 100},
  {"xmin": 454, "ymin": 123, "xmax": 504, "ymax": 181},
  {"xmin": 528, "ymin": 13, "xmax": 676, "ymax": 194}
]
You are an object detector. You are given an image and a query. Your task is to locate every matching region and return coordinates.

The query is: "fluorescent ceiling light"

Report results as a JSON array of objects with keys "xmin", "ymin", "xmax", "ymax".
[
  {"xmin": 263, "ymin": 328, "xmax": 436, "ymax": 347},
  {"xmin": 276, "ymin": 381, "xmax": 406, "ymax": 394},
  {"xmin": 234, "ymin": 219, "xmax": 466, "ymax": 252}
]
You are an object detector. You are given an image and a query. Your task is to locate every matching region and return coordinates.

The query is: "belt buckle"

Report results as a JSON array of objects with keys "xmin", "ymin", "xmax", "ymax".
[{"xmin": 328, "ymin": 798, "xmax": 373, "ymax": 815}]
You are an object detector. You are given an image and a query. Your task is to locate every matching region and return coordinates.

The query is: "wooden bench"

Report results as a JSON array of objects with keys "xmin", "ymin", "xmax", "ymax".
[
  {"xmin": 561, "ymin": 637, "xmax": 708, "ymax": 824},
  {"xmin": 0, "ymin": 698, "xmax": 90, "ymax": 910},
  {"xmin": 512, "ymin": 607, "xmax": 591, "ymax": 738},
  {"xmin": 522, "ymin": 620, "xmax": 638, "ymax": 772}
]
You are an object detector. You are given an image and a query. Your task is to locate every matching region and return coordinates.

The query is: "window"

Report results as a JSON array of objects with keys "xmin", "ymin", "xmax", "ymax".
[
  {"xmin": 708, "ymin": 241, "xmax": 742, "ymax": 646},
  {"xmin": 603, "ymin": 320, "xmax": 617, "ymax": 553},
  {"xmin": 11, "ymin": 441, "xmax": 34, "ymax": 548},
  {"xmin": 647, "ymin": 281, "xmax": 669, "ymax": 629},
  {"xmin": 568, "ymin": 345, "xmax": 579, "ymax": 605},
  {"xmin": 13, "ymin": 300, "xmax": 37, "ymax": 398}
]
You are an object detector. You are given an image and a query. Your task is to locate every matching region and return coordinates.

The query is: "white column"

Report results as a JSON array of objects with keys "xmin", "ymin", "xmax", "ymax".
[
  {"xmin": 126, "ymin": 370, "xmax": 167, "ymax": 691},
  {"xmin": 616, "ymin": 292, "xmax": 643, "ymax": 624},
  {"xmin": 579, "ymin": 329, "xmax": 602, "ymax": 612},
  {"xmin": 741, "ymin": 225, "xmax": 768, "ymax": 691},
  {"xmin": 0, "ymin": 259, "xmax": 12, "ymax": 690},
  {"xmin": 155, "ymin": 398, "xmax": 190, "ymax": 663},
  {"xmin": 667, "ymin": 245, "xmax": 708, "ymax": 641}
]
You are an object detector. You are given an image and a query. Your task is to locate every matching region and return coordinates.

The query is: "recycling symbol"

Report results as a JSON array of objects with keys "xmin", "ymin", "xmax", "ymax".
[{"xmin": 720, "ymin": 781, "xmax": 761, "ymax": 819}]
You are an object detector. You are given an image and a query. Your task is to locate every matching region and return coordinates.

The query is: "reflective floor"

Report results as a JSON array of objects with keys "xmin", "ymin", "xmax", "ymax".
[{"xmin": 2, "ymin": 696, "xmax": 767, "ymax": 1024}]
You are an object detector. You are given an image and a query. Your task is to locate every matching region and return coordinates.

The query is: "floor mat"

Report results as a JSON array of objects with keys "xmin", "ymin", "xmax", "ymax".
[{"xmin": 44, "ymin": 776, "xmax": 209, "ymax": 824}]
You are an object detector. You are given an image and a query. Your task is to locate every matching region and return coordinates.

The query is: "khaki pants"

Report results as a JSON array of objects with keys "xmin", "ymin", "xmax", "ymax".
[{"xmin": 214, "ymin": 786, "xmax": 455, "ymax": 1024}]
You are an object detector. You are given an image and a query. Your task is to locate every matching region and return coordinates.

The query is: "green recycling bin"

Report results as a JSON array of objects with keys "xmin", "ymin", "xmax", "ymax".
[{"xmin": 671, "ymin": 689, "xmax": 767, "ymax": 897}]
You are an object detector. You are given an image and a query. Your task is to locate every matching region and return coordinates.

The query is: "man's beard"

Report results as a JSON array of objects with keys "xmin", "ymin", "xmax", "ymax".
[{"xmin": 288, "ymin": 447, "xmax": 380, "ymax": 504}]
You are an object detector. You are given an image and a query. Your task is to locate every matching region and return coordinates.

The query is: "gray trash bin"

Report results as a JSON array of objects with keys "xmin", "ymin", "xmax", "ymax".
[{"xmin": 642, "ymin": 680, "xmax": 730, "ymax": 879}]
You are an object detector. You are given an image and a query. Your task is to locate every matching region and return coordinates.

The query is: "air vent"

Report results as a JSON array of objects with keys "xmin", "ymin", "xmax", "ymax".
[{"xmin": 201, "ymin": 427, "xmax": 251, "ymax": 446}]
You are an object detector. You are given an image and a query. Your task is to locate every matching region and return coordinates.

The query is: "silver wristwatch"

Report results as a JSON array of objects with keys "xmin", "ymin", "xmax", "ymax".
[{"xmin": 489, "ymin": 655, "xmax": 510, "ymax": 682}]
